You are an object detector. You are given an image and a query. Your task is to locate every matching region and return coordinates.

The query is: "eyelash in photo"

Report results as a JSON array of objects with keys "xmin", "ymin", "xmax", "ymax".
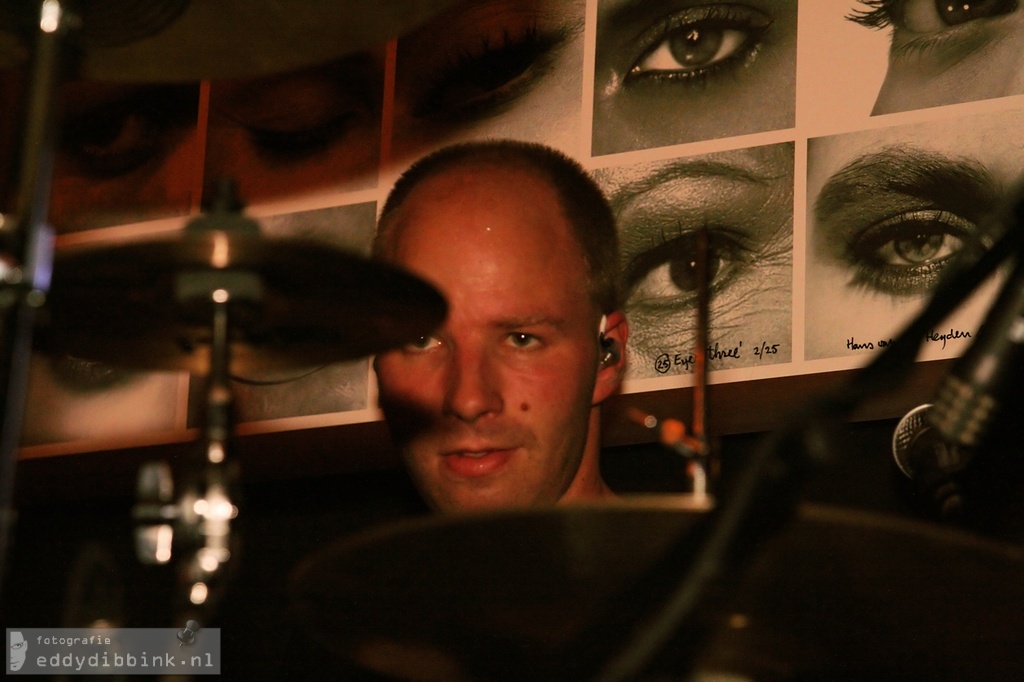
[{"xmin": 847, "ymin": 0, "xmax": 900, "ymax": 30}]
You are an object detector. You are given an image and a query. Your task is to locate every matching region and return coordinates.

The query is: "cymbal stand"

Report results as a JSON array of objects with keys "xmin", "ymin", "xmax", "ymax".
[
  {"xmin": 628, "ymin": 226, "xmax": 715, "ymax": 504},
  {"xmin": 134, "ymin": 198, "xmax": 258, "ymax": 622},
  {"xmin": 690, "ymin": 226, "xmax": 714, "ymax": 498},
  {"xmin": 0, "ymin": 0, "xmax": 70, "ymax": 597}
]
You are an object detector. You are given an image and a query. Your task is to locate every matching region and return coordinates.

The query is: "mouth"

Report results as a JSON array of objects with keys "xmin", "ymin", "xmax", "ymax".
[
  {"xmin": 441, "ymin": 447, "xmax": 516, "ymax": 478},
  {"xmin": 452, "ymin": 449, "xmax": 503, "ymax": 458}
]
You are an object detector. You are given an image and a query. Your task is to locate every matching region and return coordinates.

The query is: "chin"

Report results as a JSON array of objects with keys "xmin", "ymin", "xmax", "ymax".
[
  {"xmin": 430, "ymin": 487, "xmax": 536, "ymax": 514},
  {"xmin": 435, "ymin": 493, "xmax": 514, "ymax": 513}
]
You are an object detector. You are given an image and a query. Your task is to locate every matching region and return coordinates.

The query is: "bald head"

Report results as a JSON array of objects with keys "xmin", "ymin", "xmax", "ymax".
[{"xmin": 375, "ymin": 140, "xmax": 621, "ymax": 314}]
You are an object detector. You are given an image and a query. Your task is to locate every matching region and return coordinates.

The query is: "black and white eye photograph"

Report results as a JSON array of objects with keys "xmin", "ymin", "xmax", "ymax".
[
  {"xmin": 392, "ymin": 0, "xmax": 587, "ymax": 161},
  {"xmin": 595, "ymin": 142, "xmax": 793, "ymax": 380},
  {"xmin": 805, "ymin": 108, "xmax": 1019, "ymax": 360},
  {"xmin": 204, "ymin": 51, "xmax": 386, "ymax": 205},
  {"xmin": 592, "ymin": 0, "xmax": 798, "ymax": 154},
  {"xmin": 848, "ymin": 0, "xmax": 1024, "ymax": 114}
]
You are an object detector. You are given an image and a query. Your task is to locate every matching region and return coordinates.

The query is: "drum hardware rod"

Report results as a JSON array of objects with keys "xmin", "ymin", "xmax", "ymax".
[
  {"xmin": 691, "ymin": 225, "xmax": 714, "ymax": 495},
  {"xmin": 624, "ymin": 226, "xmax": 715, "ymax": 501},
  {"xmin": 130, "ymin": 293, "xmax": 243, "ymax": 619},
  {"xmin": 597, "ymin": 389, "xmax": 841, "ymax": 680},
  {"xmin": 626, "ymin": 408, "xmax": 713, "ymax": 510},
  {"xmin": 627, "ymin": 408, "xmax": 705, "ymax": 457},
  {"xmin": 181, "ymin": 284, "xmax": 238, "ymax": 612},
  {"xmin": 132, "ymin": 195, "xmax": 260, "ymax": 621},
  {"xmin": 0, "ymin": 0, "xmax": 72, "ymax": 599}
]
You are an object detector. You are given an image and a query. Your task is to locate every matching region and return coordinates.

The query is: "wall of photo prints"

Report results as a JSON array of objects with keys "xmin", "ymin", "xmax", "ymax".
[{"xmin": 5, "ymin": 0, "xmax": 1021, "ymax": 456}]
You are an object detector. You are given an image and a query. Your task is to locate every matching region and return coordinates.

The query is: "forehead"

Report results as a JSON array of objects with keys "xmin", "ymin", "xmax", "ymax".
[
  {"xmin": 386, "ymin": 164, "xmax": 593, "ymax": 312},
  {"xmin": 390, "ymin": 164, "xmax": 578, "ymax": 253}
]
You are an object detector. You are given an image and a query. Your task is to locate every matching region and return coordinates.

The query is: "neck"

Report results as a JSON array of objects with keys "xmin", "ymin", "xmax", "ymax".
[{"xmin": 560, "ymin": 406, "xmax": 615, "ymax": 504}]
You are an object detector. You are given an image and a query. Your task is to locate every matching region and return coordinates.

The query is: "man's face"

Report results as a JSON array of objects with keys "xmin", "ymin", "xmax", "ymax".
[
  {"xmin": 374, "ymin": 165, "xmax": 603, "ymax": 512},
  {"xmin": 10, "ymin": 631, "xmax": 26, "ymax": 671}
]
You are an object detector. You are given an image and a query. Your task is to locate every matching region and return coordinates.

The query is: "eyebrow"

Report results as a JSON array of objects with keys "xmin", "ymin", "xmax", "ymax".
[
  {"xmin": 814, "ymin": 145, "xmax": 998, "ymax": 230},
  {"xmin": 606, "ymin": 158, "xmax": 778, "ymax": 211},
  {"xmin": 492, "ymin": 316, "xmax": 566, "ymax": 331},
  {"xmin": 599, "ymin": 151, "xmax": 792, "ymax": 292}
]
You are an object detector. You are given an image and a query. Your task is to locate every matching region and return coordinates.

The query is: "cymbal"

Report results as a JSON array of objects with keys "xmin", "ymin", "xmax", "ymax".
[
  {"xmin": 290, "ymin": 496, "xmax": 708, "ymax": 681},
  {"xmin": 288, "ymin": 500, "xmax": 1024, "ymax": 681},
  {"xmin": 36, "ymin": 228, "xmax": 447, "ymax": 373},
  {"xmin": 0, "ymin": 0, "xmax": 457, "ymax": 82}
]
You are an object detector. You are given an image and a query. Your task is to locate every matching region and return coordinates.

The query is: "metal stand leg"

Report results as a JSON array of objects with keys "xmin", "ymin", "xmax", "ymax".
[{"xmin": 0, "ymin": 0, "xmax": 71, "ymax": 597}]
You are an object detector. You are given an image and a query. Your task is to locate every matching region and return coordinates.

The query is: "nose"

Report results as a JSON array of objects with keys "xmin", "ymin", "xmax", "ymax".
[{"xmin": 442, "ymin": 345, "xmax": 503, "ymax": 423}]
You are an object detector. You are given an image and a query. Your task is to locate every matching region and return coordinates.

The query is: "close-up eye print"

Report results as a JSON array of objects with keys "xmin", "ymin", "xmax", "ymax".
[
  {"xmin": 596, "ymin": 142, "xmax": 793, "ymax": 380},
  {"xmin": 393, "ymin": 0, "xmax": 586, "ymax": 160},
  {"xmin": 849, "ymin": 0, "xmax": 1024, "ymax": 113},
  {"xmin": 624, "ymin": 228, "xmax": 754, "ymax": 308},
  {"xmin": 21, "ymin": 353, "xmax": 184, "ymax": 447},
  {"xmin": 813, "ymin": 146, "xmax": 997, "ymax": 298},
  {"xmin": 805, "ymin": 108, "xmax": 1023, "ymax": 360},
  {"xmin": 204, "ymin": 52, "xmax": 384, "ymax": 205},
  {"xmin": 592, "ymin": 0, "xmax": 798, "ymax": 155},
  {"xmin": 50, "ymin": 81, "xmax": 201, "ymax": 233},
  {"xmin": 838, "ymin": 207, "xmax": 985, "ymax": 295},
  {"xmin": 626, "ymin": 4, "xmax": 773, "ymax": 83}
]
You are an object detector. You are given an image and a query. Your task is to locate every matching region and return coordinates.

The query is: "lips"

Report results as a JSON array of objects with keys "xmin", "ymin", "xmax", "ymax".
[{"xmin": 441, "ymin": 447, "xmax": 515, "ymax": 478}]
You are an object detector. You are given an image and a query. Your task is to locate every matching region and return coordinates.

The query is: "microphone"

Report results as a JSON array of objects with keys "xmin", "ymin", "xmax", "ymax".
[
  {"xmin": 893, "ymin": 404, "xmax": 971, "ymax": 518},
  {"xmin": 929, "ymin": 256, "xmax": 1024, "ymax": 448}
]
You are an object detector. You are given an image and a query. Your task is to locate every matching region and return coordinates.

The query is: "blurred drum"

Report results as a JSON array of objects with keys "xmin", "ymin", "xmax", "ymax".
[
  {"xmin": 695, "ymin": 503, "xmax": 1024, "ymax": 680},
  {"xmin": 289, "ymin": 499, "xmax": 1024, "ymax": 681}
]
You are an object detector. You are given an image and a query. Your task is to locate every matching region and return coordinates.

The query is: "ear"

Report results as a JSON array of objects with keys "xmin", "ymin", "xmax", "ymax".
[{"xmin": 593, "ymin": 310, "xmax": 628, "ymax": 406}]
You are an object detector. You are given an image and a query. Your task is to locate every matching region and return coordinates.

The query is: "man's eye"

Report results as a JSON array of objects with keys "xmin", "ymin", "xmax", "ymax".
[
  {"xmin": 846, "ymin": 208, "xmax": 983, "ymax": 296},
  {"xmin": 405, "ymin": 335, "xmax": 442, "ymax": 352},
  {"xmin": 506, "ymin": 333, "xmax": 540, "ymax": 349},
  {"xmin": 627, "ymin": 5, "xmax": 772, "ymax": 83}
]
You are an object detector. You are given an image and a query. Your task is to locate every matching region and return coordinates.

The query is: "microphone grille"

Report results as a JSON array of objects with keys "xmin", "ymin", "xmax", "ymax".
[
  {"xmin": 930, "ymin": 375, "xmax": 996, "ymax": 448},
  {"xmin": 892, "ymin": 404, "xmax": 932, "ymax": 478}
]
